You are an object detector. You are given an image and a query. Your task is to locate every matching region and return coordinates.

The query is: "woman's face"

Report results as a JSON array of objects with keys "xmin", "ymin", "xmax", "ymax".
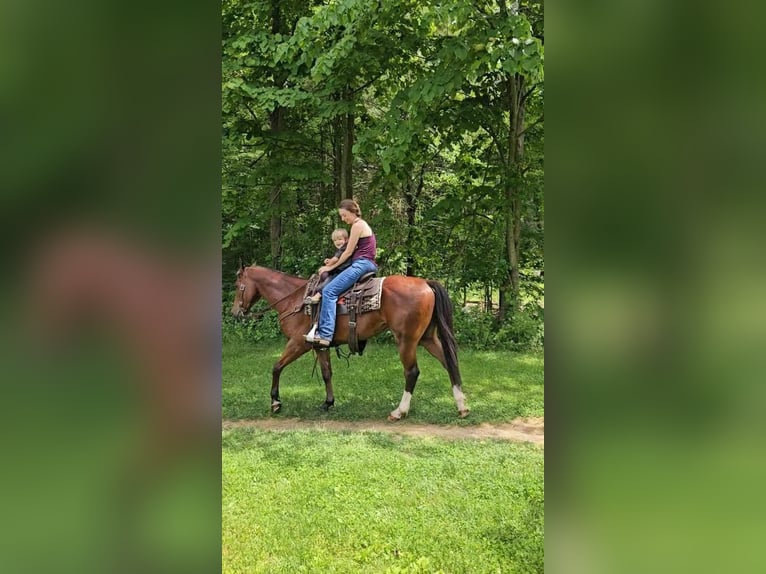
[{"xmin": 338, "ymin": 208, "xmax": 355, "ymax": 224}]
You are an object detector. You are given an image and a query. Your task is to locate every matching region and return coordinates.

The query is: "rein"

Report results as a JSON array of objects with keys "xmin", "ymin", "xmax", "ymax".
[
  {"xmin": 273, "ymin": 284, "xmax": 307, "ymax": 323},
  {"xmin": 244, "ymin": 281, "xmax": 306, "ymax": 324}
]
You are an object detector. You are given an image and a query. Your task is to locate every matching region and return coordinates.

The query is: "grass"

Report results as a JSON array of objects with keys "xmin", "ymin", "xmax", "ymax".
[
  {"xmin": 223, "ymin": 339, "xmax": 544, "ymax": 424},
  {"xmin": 222, "ymin": 338, "xmax": 544, "ymax": 573},
  {"xmin": 222, "ymin": 428, "xmax": 543, "ymax": 574}
]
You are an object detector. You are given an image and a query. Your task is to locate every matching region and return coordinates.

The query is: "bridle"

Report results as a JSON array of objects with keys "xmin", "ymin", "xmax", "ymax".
[{"xmin": 234, "ymin": 280, "xmax": 248, "ymax": 318}]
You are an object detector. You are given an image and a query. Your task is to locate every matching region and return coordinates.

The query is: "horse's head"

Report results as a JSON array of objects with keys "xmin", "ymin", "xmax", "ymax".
[{"xmin": 231, "ymin": 265, "xmax": 260, "ymax": 318}]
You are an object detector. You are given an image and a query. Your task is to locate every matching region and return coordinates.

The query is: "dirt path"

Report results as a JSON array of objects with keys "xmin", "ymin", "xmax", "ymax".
[{"xmin": 222, "ymin": 416, "xmax": 544, "ymax": 445}]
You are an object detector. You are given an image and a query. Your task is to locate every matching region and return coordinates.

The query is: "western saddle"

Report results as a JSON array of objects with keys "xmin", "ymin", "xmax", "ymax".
[{"xmin": 303, "ymin": 272, "xmax": 384, "ymax": 355}]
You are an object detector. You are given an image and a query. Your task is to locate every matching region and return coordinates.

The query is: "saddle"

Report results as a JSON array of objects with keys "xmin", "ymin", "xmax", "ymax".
[{"xmin": 303, "ymin": 272, "xmax": 385, "ymax": 355}]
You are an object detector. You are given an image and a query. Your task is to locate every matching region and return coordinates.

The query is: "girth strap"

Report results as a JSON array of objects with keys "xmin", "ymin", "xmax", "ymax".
[
  {"xmin": 347, "ymin": 288, "xmax": 361, "ymax": 355},
  {"xmin": 346, "ymin": 272, "xmax": 378, "ymax": 355}
]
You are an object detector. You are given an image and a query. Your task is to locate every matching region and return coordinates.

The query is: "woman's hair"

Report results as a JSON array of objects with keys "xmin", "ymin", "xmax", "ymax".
[
  {"xmin": 339, "ymin": 198, "xmax": 361, "ymax": 217},
  {"xmin": 331, "ymin": 228, "xmax": 348, "ymax": 240}
]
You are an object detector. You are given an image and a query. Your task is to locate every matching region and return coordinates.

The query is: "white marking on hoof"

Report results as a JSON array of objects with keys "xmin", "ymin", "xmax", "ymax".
[
  {"xmin": 458, "ymin": 408, "xmax": 470, "ymax": 418},
  {"xmin": 452, "ymin": 386, "xmax": 467, "ymax": 413},
  {"xmin": 397, "ymin": 391, "xmax": 412, "ymax": 414},
  {"xmin": 389, "ymin": 391, "xmax": 414, "ymax": 421}
]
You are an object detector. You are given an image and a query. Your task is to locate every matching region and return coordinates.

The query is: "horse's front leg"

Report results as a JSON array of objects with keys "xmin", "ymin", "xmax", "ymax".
[
  {"xmin": 316, "ymin": 348, "xmax": 335, "ymax": 411},
  {"xmin": 388, "ymin": 338, "xmax": 420, "ymax": 421},
  {"xmin": 271, "ymin": 338, "xmax": 312, "ymax": 414}
]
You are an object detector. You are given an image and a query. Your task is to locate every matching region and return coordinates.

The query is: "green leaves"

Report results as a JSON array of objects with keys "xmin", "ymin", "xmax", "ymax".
[
  {"xmin": 222, "ymin": 0, "xmax": 543, "ymax": 322},
  {"xmin": 223, "ymin": 217, "xmax": 259, "ymax": 249}
]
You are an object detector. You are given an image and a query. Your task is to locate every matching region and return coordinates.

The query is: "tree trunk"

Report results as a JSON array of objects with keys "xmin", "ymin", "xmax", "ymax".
[
  {"xmin": 498, "ymin": 73, "xmax": 525, "ymax": 322},
  {"xmin": 269, "ymin": 107, "xmax": 283, "ymax": 270},
  {"xmin": 339, "ymin": 97, "xmax": 354, "ymax": 200},
  {"xmin": 319, "ymin": 123, "xmax": 327, "ymax": 209},
  {"xmin": 484, "ymin": 284, "xmax": 493, "ymax": 313},
  {"xmin": 403, "ymin": 164, "xmax": 426, "ymax": 276},
  {"xmin": 269, "ymin": 0, "xmax": 283, "ymax": 270},
  {"xmin": 404, "ymin": 178, "xmax": 417, "ymax": 276},
  {"xmin": 333, "ymin": 114, "xmax": 342, "ymax": 207}
]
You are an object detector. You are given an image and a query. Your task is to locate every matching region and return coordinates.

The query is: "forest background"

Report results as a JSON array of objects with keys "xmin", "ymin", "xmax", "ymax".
[{"xmin": 222, "ymin": 0, "xmax": 544, "ymax": 351}]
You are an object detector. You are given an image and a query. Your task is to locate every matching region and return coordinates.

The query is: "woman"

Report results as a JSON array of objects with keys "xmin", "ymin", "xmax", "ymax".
[{"xmin": 305, "ymin": 199, "xmax": 378, "ymax": 347}]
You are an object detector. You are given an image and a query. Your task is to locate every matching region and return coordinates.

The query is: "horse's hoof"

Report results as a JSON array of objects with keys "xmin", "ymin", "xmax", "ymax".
[
  {"xmin": 458, "ymin": 408, "xmax": 470, "ymax": 418},
  {"xmin": 271, "ymin": 401, "xmax": 282, "ymax": 414},
  {"xmin": 387, "ymin": 414, "xmax": 400, "ymax": 422},
  {"xmin": 319, "ymin": 401, "xmax": 334, "ymax": 412}
]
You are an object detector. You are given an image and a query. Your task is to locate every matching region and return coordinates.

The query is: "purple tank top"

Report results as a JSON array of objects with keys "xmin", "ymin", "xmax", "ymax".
[{"xmin": 353, "ymin": 234, "xmax": 377, "ymax": 263}]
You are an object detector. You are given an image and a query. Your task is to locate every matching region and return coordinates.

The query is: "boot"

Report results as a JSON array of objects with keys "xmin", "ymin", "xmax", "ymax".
[{"xmin": 303, "ymin": 323, "xmax": 318, "ymax": 342}]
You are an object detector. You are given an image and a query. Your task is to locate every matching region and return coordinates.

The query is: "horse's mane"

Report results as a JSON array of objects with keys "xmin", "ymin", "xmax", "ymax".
[{"xmin": 249, "ymin": 265, "xmax": 309, "ymax": 286}]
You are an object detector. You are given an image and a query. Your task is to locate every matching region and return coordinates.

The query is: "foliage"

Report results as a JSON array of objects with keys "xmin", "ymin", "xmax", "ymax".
[
  {"xmin": 452, "ymin": 306, "xmax": 498, "ymax": 349},
  {"xmin": 451, "ymin": 306, "xmax": 541, "ymax": 352},
  {"xmin": 496, "ymin": 305, "xmax": 545, "ymax": 350},
  {"xmin": 222, "ymin": 0, "xmax": 544, "ymax": 348},
  {"xmin": 222, "ymin": 304, "xmax": 282, "ymax": 344}
]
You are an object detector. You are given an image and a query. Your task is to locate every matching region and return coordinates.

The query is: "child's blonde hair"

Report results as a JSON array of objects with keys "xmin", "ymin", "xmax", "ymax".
[{"xmin": 331, "ymin": 228, "xmax": 348, "ymax": 241}]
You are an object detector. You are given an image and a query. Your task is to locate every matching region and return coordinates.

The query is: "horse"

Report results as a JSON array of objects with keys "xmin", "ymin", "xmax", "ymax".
[{"xmin": 231, "ymin": 265, "xmax": 469, "ymax": 420}]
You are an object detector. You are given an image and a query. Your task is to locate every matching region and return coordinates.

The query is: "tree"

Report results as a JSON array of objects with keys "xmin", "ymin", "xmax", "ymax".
[{"xmin": 221, "ymin": 0, "xmax": 544, "ymax": 345}]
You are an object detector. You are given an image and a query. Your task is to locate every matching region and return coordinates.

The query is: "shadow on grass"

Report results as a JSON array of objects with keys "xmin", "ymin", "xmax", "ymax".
[{"xmin": 223, "ymin": 427, "xmax": 476, "ymax": 464}]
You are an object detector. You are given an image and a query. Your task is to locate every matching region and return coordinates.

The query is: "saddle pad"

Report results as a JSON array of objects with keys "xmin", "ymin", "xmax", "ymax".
[
  {"xmin": 304, "ymin": 277, "xmax": 385, "ymax": 315},
  {"xmin": 352, "ymin": 277, "xmax": 385, "ymax": 313}
]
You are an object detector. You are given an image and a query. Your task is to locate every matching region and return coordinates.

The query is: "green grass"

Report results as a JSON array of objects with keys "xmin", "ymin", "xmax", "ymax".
[
  {"xmin": 222, "ymin": 428, "xmax": 543, "ymax": 574},
  {"xmin": 223, "ymin": 339, "xmax": 544, "ymax": 424},
  {"xmin": 223, "ymin": 339, "xmax": 544, "ymax": 572}
]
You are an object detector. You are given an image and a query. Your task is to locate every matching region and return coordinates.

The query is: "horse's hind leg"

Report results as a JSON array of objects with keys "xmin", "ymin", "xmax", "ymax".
[
  {"xmin": 270, "ymin": 338, "xmax": 312, "ymax": 413},
  {"xmin": 315, "ymin": 348, "xmax": 335, "ymax": 411},
  {"xmin": 388, "ymin": 338, "xmax": 420, "ymax": 421},
  {"xmin": 420, "ymin": 335, "xmax": 470, "ymax": 418}
]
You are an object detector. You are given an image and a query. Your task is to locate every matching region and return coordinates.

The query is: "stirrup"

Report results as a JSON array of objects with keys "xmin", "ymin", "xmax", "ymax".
[
  {"xmin": 303, "ymin": 335, "xmax": 330, "ymax": 348},
  {"xmin": 303, "ymin": 323, "xmax": 317, "ymax": 342}
]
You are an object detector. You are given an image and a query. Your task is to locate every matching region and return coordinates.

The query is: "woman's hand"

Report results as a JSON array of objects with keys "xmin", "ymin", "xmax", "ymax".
[{"xmin": 318, "ymin": 265, "xmax": 331, "ymax": 275}]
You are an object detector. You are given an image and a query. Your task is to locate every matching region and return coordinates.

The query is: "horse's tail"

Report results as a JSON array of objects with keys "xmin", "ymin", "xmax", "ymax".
[{"xmin": 426, "ymin": 281, "xmax": 463, "ymax": 388}]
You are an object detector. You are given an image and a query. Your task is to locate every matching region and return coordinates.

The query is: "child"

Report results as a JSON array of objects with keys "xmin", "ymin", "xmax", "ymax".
[
  {"xmin": 308, "ymin": 228, "xmax": 349, "ymax": 303},
  {"xmin": 304, "ymin": 229, "xmax": 350, "ymax": 341}
]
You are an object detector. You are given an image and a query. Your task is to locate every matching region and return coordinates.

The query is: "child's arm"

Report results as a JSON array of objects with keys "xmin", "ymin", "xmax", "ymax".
[{"xmin": 324, "ymin": 255, "xmax": 339, "ymax": 265}]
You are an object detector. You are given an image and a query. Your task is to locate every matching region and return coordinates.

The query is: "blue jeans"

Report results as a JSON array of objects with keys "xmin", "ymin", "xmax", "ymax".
[{"xmin": 316, "ymin": 258, "xmax": 378, "ymax": 341}]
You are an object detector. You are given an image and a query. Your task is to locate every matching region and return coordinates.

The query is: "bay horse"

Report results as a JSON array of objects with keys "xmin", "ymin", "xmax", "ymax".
[{"xmin": 231, "ymin": 265, "xmax": 469, "ymax": 420}]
